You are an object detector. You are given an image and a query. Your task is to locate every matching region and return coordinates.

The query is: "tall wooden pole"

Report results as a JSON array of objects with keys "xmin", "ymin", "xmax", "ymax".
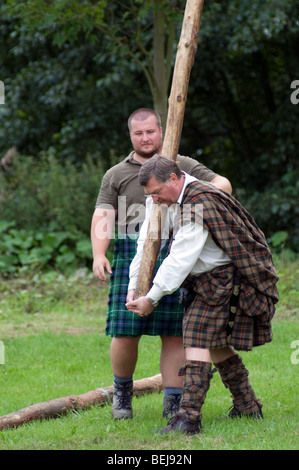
[{"xmin": 134, "ymin": 0, "xmax": 205, "ymax": 298}]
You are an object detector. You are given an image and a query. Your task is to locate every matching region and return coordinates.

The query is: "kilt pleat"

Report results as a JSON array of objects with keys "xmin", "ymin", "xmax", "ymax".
[
  {"xmin": 183, "ymin": 265, "xmax": 274, "ymax": 351},
  {"xmin": 106, "ymin": 236, "xmax": 183, "ymax": 337}
]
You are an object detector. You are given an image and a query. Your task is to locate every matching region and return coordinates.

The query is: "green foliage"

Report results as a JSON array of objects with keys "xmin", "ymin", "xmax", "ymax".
[
  {"xmin": 270, "ymin": 231, "xmax": 289, "ymax": 248},
  {"xmin": 0, "ymin": 220, "xmax": 92, "ymax": 275},
  {"xmin": 238, "ymin": 168, "xmax": 299, "ymax": 252},
  {"xmin": 0, "ymin": 0, "xmax": 183, "ymax": 161},
  {"xmin": 0, "ymin": 152, "xmax": 103, "ymax": 232},
  {"xmin": 6, "ymin": 0, "xmax": 107, "ymax": 46},
  {"xmin": 0, "ymin": 1, "xmax": 144, "ymax": 164},
  {"xmin": 0, "ymin": 0, "xmax": 298, "ymax": 252},
  {"xmin": 0, "ymin": 153, "xmax": 108, "ymax": 275},
  {"xmin": 184, "ymin": 0, "xmax": 299, "ymax": 188},
  {"xmin": 273, "ymin": 252, "xmax": 299, "ymax": 319}
]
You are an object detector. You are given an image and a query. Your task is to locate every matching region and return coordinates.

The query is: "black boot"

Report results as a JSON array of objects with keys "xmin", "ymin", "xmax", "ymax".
[
  {"xmin": 157, "ymin": 361, "xmax": 213, "ymax": 434},
  {"xmin": 162, "ymin": 394, "xmax": 181, "ymax": 418},
  {"xmin": 158, "ymin": 413, "xmax": 200, "ymax": 435}
]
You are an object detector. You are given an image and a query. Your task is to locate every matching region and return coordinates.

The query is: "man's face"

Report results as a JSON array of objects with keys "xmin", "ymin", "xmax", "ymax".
[
  {"xmin": 144, "ymin": 175, "xmax": 181, "ymax": 206},
  {"xmin": 130, "ymin": 115, "xmax": 162, "ymax": 158}
]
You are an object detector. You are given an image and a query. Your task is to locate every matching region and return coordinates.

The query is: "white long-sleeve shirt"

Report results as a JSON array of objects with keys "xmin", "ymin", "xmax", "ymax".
[{"xmin": 128, "ymin": 173, "xmax": 231, "ymax": 304}]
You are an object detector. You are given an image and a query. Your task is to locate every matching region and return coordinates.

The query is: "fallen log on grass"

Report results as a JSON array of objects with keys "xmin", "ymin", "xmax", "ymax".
[{"xmin": 0, "ymin": 373, "xmax": 162, "ymax": 431}]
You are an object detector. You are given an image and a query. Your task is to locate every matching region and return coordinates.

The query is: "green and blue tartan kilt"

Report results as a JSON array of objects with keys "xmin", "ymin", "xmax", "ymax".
[{"xmin": 105, "ymin": 236, "xmax": 183, "ymax": 337}]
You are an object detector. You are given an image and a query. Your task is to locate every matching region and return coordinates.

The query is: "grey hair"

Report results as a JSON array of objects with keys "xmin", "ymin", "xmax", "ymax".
[{"xmin": 138, "ymin": 155, "xmax": 183, "ymax": 186}]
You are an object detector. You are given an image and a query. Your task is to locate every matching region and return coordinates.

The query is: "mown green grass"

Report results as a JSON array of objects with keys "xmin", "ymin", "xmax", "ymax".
[{"xmin": 0, "ymin": 258, "xmax": 298, "ymax": 450}]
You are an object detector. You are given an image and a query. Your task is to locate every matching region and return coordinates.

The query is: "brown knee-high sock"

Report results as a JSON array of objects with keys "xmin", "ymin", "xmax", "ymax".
[
  {"xmin": 178, "ymin": 360, "xmax": 213, "ymax": 423},
  {"xmin": 215, "ymin": 354, "xmax": 263, "ymax": 417}
]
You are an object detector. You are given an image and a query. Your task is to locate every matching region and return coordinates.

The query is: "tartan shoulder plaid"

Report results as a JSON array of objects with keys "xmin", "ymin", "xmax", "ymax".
[
  {"xmin": 180, "ymin": 182, "xmax": 279, "ymax": 351},
  {"xmin": 106, "ymin": 236, "xmax": 183, "ymax": 337},
  {"xmin": 181, "ymin": 181, "xmax": 279, "ymax": 304}
]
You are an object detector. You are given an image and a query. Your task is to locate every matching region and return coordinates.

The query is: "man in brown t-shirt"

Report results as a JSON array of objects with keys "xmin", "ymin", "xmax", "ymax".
[{"xmin": 91, "ymin": 108, "xmax": 232, "ymax": 420}]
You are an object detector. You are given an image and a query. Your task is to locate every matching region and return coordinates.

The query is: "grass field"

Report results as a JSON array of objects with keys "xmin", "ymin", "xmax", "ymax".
[{"xmin": 0, "ymin": 256, "xmax": 298, "ymax": 451}]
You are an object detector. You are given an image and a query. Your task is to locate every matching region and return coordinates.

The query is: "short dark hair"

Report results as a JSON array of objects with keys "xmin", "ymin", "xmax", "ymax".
[
  {"xmin": 128, "ymin": 108, "xmax": 161, "ymax": 131},
  {"xmin": 139, "ymin": 155, "xmax": 183, "ymax": 186}
]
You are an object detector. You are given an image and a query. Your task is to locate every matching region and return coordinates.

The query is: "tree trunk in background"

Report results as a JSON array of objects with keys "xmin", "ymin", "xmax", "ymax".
[{"xmin": 151, "ymin": 0, "xmax": 175, "ymax": 129}]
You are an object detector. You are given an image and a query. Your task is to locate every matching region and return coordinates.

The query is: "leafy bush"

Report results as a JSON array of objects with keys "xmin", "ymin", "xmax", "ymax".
[
  {"xmin": 237, "ymin": 168, "xmax": 299, "ymax": 252},
  {"xmin": 0, "ymin": 220, "xmax": 93, "ymax": 275},
  {"xmin": 0, "ymin": 152, "xmax": 109, "ymax": 276},
  {"xmin": 0, "ymin": 151, "xmax": 297, "ymax": 279},
  {"xmin": 0, "ymin": 151, "xmax": 104, "ymax": 234}
]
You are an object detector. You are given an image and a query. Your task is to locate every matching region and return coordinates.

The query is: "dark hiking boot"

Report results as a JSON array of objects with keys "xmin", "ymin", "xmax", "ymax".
[
  {"xmin": 157, "ymin": 413, "xmax": 200, "ymax": 435},
  {"xmin": 111, "ymin": 381, "xmax": 133, "ymax": 419},
  {"xmin": 162, "ymin": 394, "xmax": 181, "ymax": 418},
  {"xmin": 228, "ymin": 400, "xmax": 264, "ymax": 419}
]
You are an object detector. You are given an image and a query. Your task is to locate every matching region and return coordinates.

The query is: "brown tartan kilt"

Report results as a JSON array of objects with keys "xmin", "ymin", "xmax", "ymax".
[{"xmin": 182, "ymin": 264, "xmax": 275, "ymax": 351}]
